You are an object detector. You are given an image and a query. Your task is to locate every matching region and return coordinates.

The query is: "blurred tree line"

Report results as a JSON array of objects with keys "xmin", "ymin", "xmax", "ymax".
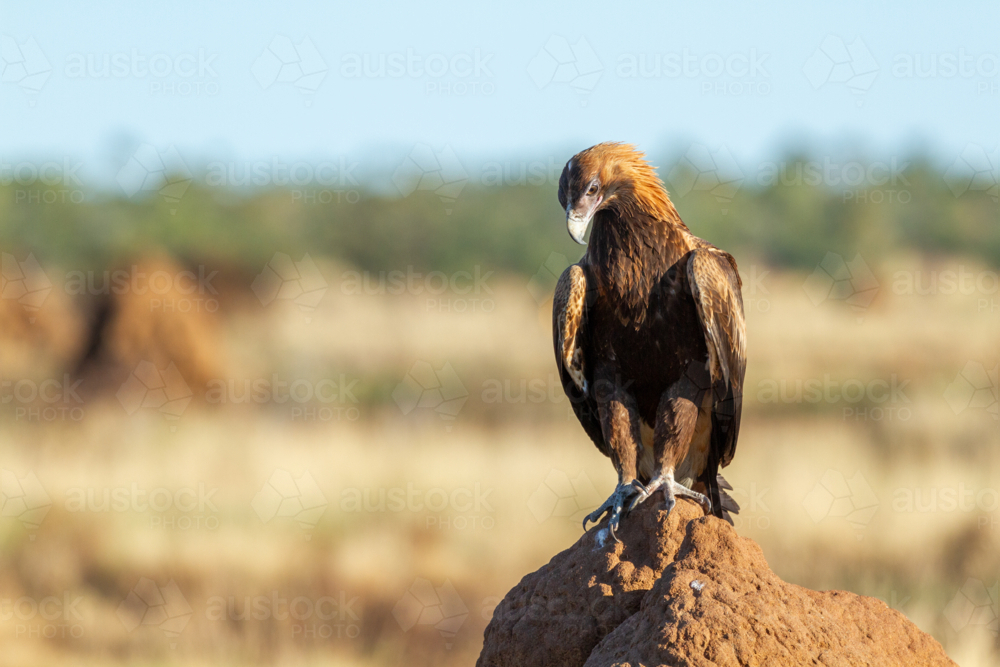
[{"xmin": 1, "ymin": 152, "xmax": 996, "ymax": 275}]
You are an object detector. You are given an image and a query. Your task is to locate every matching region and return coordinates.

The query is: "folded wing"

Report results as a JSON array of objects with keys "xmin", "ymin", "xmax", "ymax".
[
  {"xmin": 687, "ymin": 249, "xmax": 746, "ymax": 523},
  {"xmin": 552, "ymin": 264, "xmax": 607, "ymax": 457},
  {"xmin": 687, "ymin": 248, "xmax": 746, "ymax": 467}
]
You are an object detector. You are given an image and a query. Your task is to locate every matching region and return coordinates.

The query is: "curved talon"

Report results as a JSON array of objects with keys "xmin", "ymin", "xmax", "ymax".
[
  {"xmin": 628, "ymin": 475, "xmax": 661, "ymax": 513},
  {"xmin": 582, "ymin": 500, "xmax": 614, "ymax": 531},
  {"xmin": 582, "ymin": 506, "xmax": 608, "ymax": 531},
  {"xmin": 583, "ymin": 482, "xmax": 640, "ymax": 542},
  {"xmin": 629, "ymin": 479, "xmax": 648, "ymax": 494},
  {"xmin": 628, "ymin": 489, "xmax": 650, "ymax": 513}
]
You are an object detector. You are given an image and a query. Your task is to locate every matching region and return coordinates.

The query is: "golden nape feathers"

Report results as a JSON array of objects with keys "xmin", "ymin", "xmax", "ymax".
[{"xmin": 563, "ymin": 142, "xmax": 683, "ymax": 225}]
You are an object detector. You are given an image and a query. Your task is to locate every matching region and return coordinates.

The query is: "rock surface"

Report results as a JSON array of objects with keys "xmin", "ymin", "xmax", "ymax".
[{"xmin": 478, "ymin": 500, "xmax": 956, "ymax": 667}]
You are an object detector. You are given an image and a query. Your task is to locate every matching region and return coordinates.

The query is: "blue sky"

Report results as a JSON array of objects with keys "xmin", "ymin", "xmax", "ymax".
[{"xmin": 1, "ymin": 0, "xmax": 998, "ymax": 183}]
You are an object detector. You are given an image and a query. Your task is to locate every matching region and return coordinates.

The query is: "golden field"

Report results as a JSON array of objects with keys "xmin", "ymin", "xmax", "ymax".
[{"xmin": 0, "ymin": 256, "xmax": 997, "ymax": 666}]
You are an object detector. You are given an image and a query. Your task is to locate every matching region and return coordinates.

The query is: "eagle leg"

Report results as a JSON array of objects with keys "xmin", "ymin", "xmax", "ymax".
[
  {"xmin": 582, "ymin": 481, "xmax": 641, "ymax": 543},
  {"xmin": 629, "ymin": 469, "xmax": 712, "ymax": 517}
]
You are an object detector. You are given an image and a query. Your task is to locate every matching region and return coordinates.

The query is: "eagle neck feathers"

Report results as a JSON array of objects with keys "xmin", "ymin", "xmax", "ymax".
[{"xmin": 586, "ymin": 205, "xmax": 693, "ymax": 328}]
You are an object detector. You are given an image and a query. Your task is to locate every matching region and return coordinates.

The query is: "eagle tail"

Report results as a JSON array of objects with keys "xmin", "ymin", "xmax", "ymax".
[{"xmin": 706, "ymin": 472, "xmax": 740, "ymax": 526}]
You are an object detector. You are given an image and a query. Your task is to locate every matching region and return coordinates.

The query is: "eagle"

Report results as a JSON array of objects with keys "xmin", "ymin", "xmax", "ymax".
[{"xmin": 553, "ymin": 142, "xmax": 746, "ymax": 541}]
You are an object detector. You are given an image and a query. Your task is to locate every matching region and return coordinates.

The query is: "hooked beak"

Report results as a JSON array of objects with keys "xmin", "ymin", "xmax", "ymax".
[{"xmin": 566, "ymin": 196, "xmax": 601, "ymax": 245}]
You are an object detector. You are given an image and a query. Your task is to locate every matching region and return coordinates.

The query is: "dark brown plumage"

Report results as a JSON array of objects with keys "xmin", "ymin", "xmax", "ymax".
[{"xmin": 552, "ymin": 142, "xmax": 746, "ymax": 539}]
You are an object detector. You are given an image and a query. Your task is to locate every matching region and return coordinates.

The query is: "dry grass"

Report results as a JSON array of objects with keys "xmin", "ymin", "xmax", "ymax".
[{"xmin": 0, "ymin": 257, "xmax": 997, "ymax": 666}]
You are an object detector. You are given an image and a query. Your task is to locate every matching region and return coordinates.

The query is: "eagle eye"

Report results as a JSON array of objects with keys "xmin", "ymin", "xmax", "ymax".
[{"xmin": 586, "ymin": 182, "xmax": 599, "ymax": 196}]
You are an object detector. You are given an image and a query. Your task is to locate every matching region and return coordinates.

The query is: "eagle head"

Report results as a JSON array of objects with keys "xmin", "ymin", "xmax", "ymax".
[{"xmin": 558, "ymin": 142, "xmax": 674, "ymax": 245}]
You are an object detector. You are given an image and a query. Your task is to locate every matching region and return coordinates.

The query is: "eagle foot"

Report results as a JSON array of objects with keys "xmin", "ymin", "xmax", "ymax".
[
  {"xmin": 582, "ymin": 481, "xmax": 641, "ymax": 543},
  {"xmin": 629, "ymin": 471, "xmax": 712, "ymax": 518}
]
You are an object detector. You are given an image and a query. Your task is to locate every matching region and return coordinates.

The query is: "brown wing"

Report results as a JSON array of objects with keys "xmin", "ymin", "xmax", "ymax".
[
  {"xmin": 687, "ymin": 249, "xmax": 746, "ymax": 468},
  {"xmin": 552, "ymin": 264, "xmax": 607, "ymax": 456}
]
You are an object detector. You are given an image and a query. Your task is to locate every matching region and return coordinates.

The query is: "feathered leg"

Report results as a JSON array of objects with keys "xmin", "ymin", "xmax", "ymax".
[
  {"xmin": 629, "ymin": 390, "xmax": 712, "ymax": 518},
  {"xmin": 583, "ymin": 389, "xmax": 643, "ymax": 543}
]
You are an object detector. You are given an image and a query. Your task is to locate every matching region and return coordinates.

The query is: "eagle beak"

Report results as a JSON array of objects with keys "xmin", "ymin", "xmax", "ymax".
[{"xmin": 566, "ymin": 196, "xmax": 601, "ymax": 245}]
